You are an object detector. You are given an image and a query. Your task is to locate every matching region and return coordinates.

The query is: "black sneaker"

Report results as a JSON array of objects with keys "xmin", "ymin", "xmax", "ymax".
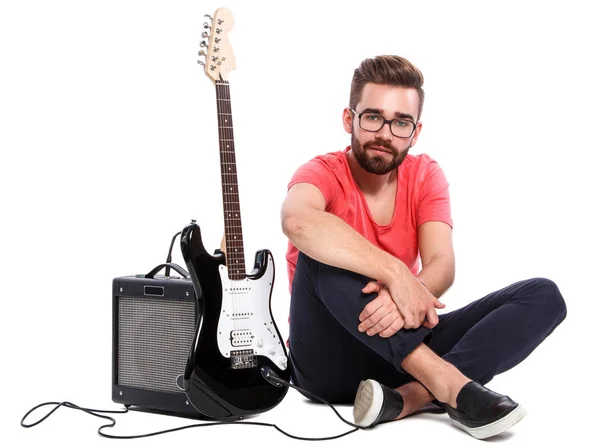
[
  {"xmin": 441, "ymin": 381, "xmax": 527, "ymax": 439},
  {"xmin": 352, "ymin": 379, "xmax": 404, "ymax": 428}
]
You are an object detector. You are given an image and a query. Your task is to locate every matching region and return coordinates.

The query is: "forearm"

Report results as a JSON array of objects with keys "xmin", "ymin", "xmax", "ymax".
[
  {"xmin": 282, "ymin": 210, "xmax": 410, "ymax": 284},
  {"xmin": 417, "ymin": 255, "xmax": 455, "ymax": 298}
]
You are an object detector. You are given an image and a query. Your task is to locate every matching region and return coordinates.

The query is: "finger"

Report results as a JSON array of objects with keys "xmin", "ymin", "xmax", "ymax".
[
  {"xmin": 434, "ymin": 299, "xmax": 446, "ymax": 309},
  {"xmin": 423, "ymin": 307, "xmax": 439, "ymax": 329},
  {"xmin": 366, "ymin": 312, "xmax": 396, "ymax": 336},
  {"xmin": 380, "ymin": 317, "xmax": 404, "ymax": 338},
  {"xmin": 402, "ymin": 312, "xmax": 416, "ymax": 329},
  {"xmin": 359, "ymin": 298, "xmax": 384, "ymax": 323},
  {"xmin": 359, "ymin": 305, "xmax": 389, "ymax": 331},
  {"xmin": 362, "ymin": 281, "xmax": 382, "ymax": 293}
]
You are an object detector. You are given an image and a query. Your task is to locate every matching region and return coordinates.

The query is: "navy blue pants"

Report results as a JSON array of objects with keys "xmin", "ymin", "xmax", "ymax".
[{"xmin": 288, "ymin": 252, "xmax": 567, "ymax": 404}]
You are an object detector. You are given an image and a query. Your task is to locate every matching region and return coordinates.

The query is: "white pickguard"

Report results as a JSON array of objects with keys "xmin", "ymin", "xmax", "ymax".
[{"xmin": 216, "ymin": 253, "xmax": 288, "ymax": 371}]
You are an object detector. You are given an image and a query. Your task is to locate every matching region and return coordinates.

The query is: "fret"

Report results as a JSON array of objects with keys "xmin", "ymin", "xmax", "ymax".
[
  {"xmin": 217, "ymin": 98, "xmax": 231, "ymax": 101},
  {"xmin": 220, "ymin": 138, "xmax": 235, "ymax": 141},
  {"xmin": 218, "ymin": 112, "xmax": 232, "ymax": 115}
]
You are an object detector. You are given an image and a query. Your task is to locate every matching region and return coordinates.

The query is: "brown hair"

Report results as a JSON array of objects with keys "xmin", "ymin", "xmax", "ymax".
[{"xmin": 349, "ymin": 55, "xmax": 425, "ymax": 121}]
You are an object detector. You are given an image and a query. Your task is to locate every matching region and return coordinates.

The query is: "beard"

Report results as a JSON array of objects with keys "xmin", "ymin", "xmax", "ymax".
[{"xmin": 351, "ymin": 132, "xmax": 410, "ymax": 175}]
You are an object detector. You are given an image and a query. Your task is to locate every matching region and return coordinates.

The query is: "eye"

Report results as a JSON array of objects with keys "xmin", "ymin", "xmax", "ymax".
[
  {"xmin": 393, "ymin": 119, "xmax": 409, "ymax": 128},
  {"xmin": 364, "ymin": 113, "xmax": 382, "ymax": 122}
]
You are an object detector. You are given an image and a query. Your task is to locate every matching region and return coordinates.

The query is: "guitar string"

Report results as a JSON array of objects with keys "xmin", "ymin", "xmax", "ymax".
[
  {"xmin": 219, "ymin": 78, "xmax": 243, "ymax": 339},
  {"xmin": 218, "ymin": 81, "xmax": 236, "ymax": 335}
]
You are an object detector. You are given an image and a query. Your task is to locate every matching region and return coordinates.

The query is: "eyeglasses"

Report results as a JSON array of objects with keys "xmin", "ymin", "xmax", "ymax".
[{"xmin": 350, "ymin": 108, "xmax": 416, "ymax": 138}]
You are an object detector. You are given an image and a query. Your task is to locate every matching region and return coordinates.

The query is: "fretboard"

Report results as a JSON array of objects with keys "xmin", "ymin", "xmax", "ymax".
[{"xmin": 215, "ymin": 81, "xmax": 246, "ymax": 280}]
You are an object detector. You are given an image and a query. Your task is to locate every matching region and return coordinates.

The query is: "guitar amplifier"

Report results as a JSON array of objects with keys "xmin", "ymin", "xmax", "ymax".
[{"xmin": 112, "ymin": 262, "xmax": 206, "ymax": 419}]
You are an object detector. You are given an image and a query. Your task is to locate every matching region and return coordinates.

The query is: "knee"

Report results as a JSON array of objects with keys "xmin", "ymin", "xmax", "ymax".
[{"xmin": 529, "ymin": 277, "xmax": 567, "ymax": 324}]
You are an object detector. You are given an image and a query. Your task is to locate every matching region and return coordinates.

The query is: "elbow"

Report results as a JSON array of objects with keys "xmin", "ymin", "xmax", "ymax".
[
  {"xmin": 282, "ymin": 214, "xmax": 305, "ymax": 240},
  {"xmin": 446, "ymin": 258, "xmax": 456, "ymax": 288}
]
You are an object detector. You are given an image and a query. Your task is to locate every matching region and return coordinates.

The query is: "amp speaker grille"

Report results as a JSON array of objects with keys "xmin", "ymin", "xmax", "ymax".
[{"xmin": 117, "ymin": 296, "xmax": 196, "ymax": 393}]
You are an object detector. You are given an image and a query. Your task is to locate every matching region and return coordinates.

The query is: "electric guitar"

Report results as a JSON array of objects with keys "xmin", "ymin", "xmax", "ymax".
[{"xmin": 180, "ymin": 7, "xmax": 290, "ymax": 419}]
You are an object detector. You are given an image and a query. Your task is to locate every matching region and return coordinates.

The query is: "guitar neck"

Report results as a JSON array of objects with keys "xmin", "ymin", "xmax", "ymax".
[{"xmin": 216, "ymin": 81, "xmax": 246, "ymax": 279}]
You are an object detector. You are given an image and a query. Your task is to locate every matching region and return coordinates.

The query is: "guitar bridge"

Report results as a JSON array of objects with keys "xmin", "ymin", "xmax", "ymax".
[{"xmin": 230, "ymin": 349, "xmax": 257, "ymax": 369}]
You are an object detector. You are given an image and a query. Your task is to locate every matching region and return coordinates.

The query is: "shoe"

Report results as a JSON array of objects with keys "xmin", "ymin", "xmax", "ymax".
[
  {"xmin": 440, "ymin": 381, "xmax": 527, "ymax": 439},
  {"xmin": 353, "ymin": 379, "xmax": 404, "ymax": 428}
]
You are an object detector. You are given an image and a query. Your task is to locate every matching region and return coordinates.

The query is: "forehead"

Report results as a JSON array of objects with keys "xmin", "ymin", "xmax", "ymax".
[{"xmin": 357, "ymin": 83, "xmax": 420, "ymax": 119}]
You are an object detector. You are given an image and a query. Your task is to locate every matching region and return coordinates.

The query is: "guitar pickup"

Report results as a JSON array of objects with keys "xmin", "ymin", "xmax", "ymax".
[{"xmin": 230, "ymin": 329, "xmax": 252, "ymax": 347}]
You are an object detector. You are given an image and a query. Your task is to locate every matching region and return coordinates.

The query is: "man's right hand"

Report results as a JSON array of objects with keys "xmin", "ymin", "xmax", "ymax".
[{"xmin": 386, "ymin": 274, "xmax": 445, "ymax": 329}]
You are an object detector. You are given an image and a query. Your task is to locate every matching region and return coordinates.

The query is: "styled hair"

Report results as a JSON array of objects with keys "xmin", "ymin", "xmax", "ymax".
[{"xmin": 349, "ymin": 55, "xmax": 425, "ymax": 121}]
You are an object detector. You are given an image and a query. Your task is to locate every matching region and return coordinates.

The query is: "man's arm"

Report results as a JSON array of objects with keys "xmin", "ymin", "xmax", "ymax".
[
  {"xmin": 281, "ymin": 182, "xmax": 411, "ymax": 284},
  {"xmin": 416, "ymin": 221, "xmax": 455, "ymax": 298}
]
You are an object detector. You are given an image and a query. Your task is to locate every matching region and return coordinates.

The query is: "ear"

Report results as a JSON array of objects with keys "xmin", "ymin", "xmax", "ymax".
[
  {"xmin": 410, "ymin": 121, "xmax": 423, "ymax": 147},
  {"xmin": 342, "ymin": 108, "xmax": 354, "ymax": 134}
]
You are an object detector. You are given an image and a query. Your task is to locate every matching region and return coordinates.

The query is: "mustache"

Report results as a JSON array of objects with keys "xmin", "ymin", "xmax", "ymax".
[{"xmin": 364, "ymin": 139, "xmax": 394, "ymax": 152}]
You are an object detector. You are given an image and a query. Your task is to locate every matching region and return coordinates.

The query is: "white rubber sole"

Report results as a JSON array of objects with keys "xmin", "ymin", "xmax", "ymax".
[
  {"xmin": 353, "ymin": 379, "xmax": 384, "ymax": 428},
  {"xmin": 451, "ymin": 404, "xmax": 527, "ymax": 439}
]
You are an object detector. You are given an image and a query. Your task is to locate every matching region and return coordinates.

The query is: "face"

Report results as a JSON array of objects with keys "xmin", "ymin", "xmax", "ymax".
[{"xmin": 343, "ymin": 83, "xmax": 422, "ymax": 175}]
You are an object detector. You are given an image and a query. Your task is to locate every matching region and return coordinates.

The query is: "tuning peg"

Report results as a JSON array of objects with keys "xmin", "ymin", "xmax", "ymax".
[
  {"xmin": 199, "ymin": 50, "xmax": 206, "ymax": 56},
  {"xmin": 198, "ymin": 60, "xmax": 205, "ymax": 66},
  {"xmin": 200, "ymin": 41, "xmax": 207, "ymax": 47},
  {"xmin": 204, "ymin": 14, "xmax": 212, "ymax": 21},
  {"xmin": 203, "ymin": 22, "xmax": 211, "ymax": 29},
  {"xmin": 201, "ymin": 31, "xmax": 210, "ymax": 38}
]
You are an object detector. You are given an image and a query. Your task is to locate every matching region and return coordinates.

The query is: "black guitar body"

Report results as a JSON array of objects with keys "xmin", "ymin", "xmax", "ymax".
[{"xmin": 180, "ymin": 221, "xmax": 290, "ymax": 419}]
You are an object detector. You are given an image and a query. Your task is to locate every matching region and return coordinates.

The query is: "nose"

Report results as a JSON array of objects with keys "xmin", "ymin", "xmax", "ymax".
[{"xmin": 375, "ymin": 122, "xmax": 393, "ymax": 141}]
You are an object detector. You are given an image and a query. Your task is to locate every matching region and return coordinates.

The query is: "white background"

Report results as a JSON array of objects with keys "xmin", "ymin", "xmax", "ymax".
[{"xmin": 2, "ymin": 0, "xmax": 598, "ymax": 443}]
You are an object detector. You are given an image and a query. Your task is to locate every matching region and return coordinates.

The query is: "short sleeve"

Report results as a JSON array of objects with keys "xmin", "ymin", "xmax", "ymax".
[
  {"xmin": 287, "ymin": 157, "xmax": 338, "ymax": 209},
  {"xmin": 416, "ymin": 160, "xmax": 453, "ymax": 228}
]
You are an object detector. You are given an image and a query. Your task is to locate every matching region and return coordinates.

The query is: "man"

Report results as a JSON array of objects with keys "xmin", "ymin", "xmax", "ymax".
[{"xmin": 280, "ymin": 55, "xmax": 567, "ymax": 439}]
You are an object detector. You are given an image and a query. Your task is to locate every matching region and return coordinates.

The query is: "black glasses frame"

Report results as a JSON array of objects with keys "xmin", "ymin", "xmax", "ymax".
[{"xmin": 350, "ymin": 108, "xmax": 417, "ymax": 139}]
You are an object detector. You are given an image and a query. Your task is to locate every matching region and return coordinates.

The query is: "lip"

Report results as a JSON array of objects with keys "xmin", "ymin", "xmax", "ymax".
[{"xmin": 369, "ymin": 146, "xmax": 392, "ymax": 154}]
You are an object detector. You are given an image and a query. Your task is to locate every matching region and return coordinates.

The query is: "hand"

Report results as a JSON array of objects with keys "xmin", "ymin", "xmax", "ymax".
[
  {"xmin": 386, "ymin": 274, "xmax": 446, "ymax": 330},
  {"xmin": 358, "ymin": 281, "xmax": 405, "ymax": 338}
]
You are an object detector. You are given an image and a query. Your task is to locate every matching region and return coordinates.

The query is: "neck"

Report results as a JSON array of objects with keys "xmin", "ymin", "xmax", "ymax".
[
  {"xmin": 215, "ymin": 80, "xmax": 247, "ymax": 280},
  {"xmin": 346, "ymin": 149, "xmax": 397, "ymax": 195}
]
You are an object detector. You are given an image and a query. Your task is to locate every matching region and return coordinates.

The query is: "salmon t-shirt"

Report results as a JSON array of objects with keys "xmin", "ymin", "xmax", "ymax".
[{"xmin": 285, "ymin": 146, "xmax": 453, "ymax": 292}]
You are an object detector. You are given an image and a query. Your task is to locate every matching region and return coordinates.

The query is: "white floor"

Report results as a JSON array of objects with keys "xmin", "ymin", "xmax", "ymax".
[{"xmin": 11, "ymin": 348, "xmax": 594, "ymax": 445}]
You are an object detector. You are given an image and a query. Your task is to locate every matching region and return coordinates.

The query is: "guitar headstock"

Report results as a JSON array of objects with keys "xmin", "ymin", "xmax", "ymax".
[{"xmin": 197, "ymin": 7, "xmax": 236, "ymax": 83}]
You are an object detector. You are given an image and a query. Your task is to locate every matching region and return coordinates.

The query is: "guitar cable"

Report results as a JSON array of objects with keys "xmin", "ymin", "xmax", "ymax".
[
  {"xmin": 164, "ymin": 230, "xmax": 182, "ymax": 277},
  {"xmin": 20, "ymin": 366, "xmax": 363, "ymax": 441}
]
